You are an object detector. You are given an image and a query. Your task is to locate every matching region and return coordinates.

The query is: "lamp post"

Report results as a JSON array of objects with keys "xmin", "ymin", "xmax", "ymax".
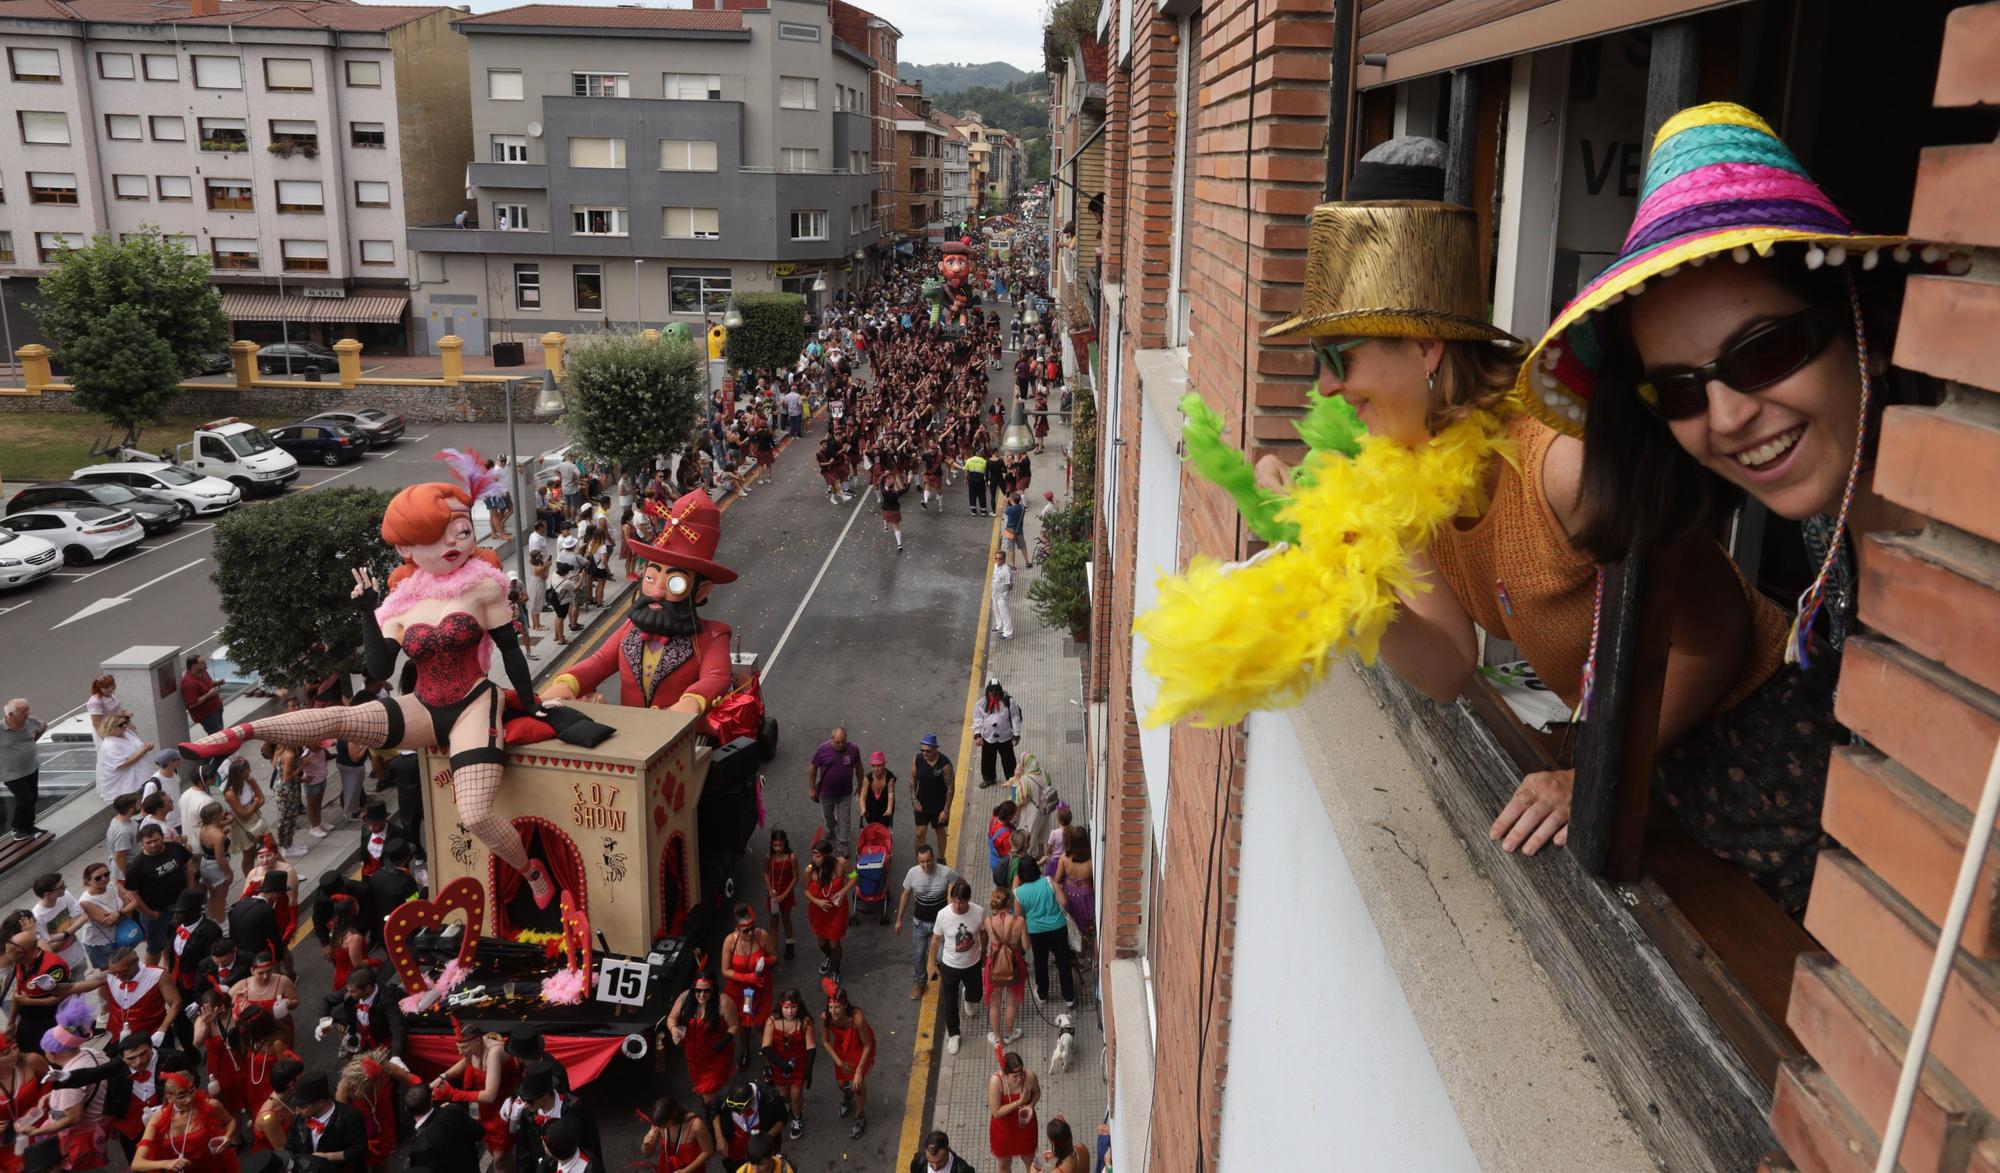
[
  {"xmin": 1000, "ymin": 399, "xmax": 1035, "ymax": 455},
  {"xmin": 0, "ymin": 276, "xmax": 14, "ymax": 381},
  {"xmin": 721, "ymin": 293, "xmax": 744, "ymax": 331},
  {"xmin": 633, "ymin": 258, "xmax": 644, "ymax": 332}
]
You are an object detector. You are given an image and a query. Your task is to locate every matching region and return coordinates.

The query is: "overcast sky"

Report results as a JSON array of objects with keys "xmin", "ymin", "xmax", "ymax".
[{"xmin": 450, "ymin": 0, "xmax": 1045, "ymax": 75}]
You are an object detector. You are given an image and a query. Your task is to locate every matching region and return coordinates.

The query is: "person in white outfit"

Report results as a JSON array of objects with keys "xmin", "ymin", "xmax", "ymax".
[{"xmin": 990, "ymin": 548, "xmax": 1014, "ymax": 641}]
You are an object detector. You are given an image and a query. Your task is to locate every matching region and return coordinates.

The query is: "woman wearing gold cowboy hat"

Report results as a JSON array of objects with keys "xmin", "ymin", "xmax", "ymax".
[
  {"xmin": 1507, "ymin": 103, "xmax": 1962, "ymax": 909},
  {"xmin": 1144, "ymin": 140, "xmax": 1792, "ymax": 871}
]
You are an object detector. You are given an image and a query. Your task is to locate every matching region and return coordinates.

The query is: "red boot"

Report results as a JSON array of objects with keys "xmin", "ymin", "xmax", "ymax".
[
  {"xmin": 524, "ymin": 860, "xmax": 557, "ymax": 910},
  {"xmin": 178, "ymin": 723, "xmax": 254, "ymax": 760}
]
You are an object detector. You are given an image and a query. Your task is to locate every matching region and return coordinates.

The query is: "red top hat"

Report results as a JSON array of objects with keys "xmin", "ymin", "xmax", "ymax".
[{"xmin": 629, "ymin": 490, "xmax": 736, "ymax": 584}]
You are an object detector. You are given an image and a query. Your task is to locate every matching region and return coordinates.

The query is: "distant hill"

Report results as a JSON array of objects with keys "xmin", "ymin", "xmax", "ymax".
[
  {"xmin": 900, "ymin": 61, "xmax": 1034, "ymax": 92},
  {"xmin": 932, "ymin": 84, "xmax": 1048, "ymax": 139}
]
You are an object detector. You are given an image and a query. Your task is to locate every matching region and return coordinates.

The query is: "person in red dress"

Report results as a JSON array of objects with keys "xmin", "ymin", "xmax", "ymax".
[
  {"xmin": 0, "ymin": 1030, "xmax": 51, "ymax": 1173},
  {"xmin": 638, "ymin": 1096, "xmax": 715, "ymax": 1173},
  {"xmin": 802, "ymin": 840, "xmax": 855, "ymax": 978},
  {"xmin": 719, "ymin": 906, "xmax": 777, "ymax": 1068},
  {"xmin": 342, "ymin": 1052, "xmax": 419, "ymax": 1169},
  {"xmin": 250, "ymin": 1059, "xmax": 303, "ymax": 1153},
  {"xmin": 986, "ymin": 1052, "xmax": 1040, "ymax": 1173},
  {"xmin": 763, "ymin": 830, "xmax": 798, "ymax": 963},
  {"xmin": 129, "ymin": 1072, "xmax": 239, "ymax": 1173},
  {"xmin": 820, "ymin": 983, "xmax": 875, "ymax": 1140},
  {"xmin": 429, "ymin": 1022, "xmax": 519, "ymax": 1173},
  {"xmin": 758, "ymin": 992, "xmax": 814, "ymax": 1141},
  {"xmin": 666, "ymin": 974, "xmax": 739, "ymax": 1118},
  {"xmin": 325, "ymin": 901, "xmax": 374, "ymax": 996}
]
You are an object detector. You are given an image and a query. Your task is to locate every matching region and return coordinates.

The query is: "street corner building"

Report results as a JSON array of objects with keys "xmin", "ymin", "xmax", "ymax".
[
  {"xmin": 407, "ymin": 0, "xmax": 904, "ymax": 356},
  {"xmin": 1065, "ymin": 0, "xmax": 2000, "ymax": 1170}
]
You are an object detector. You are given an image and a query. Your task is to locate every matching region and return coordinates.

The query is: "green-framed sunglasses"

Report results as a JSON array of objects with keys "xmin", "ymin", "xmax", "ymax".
[{"xmin": 1311, "ymin": 338, "xmax": 1367, "ymax": 382}]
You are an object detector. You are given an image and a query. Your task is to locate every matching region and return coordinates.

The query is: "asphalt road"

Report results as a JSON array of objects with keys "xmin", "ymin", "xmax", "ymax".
[{"xmin": 0, "ymin": 422, "xmax": 568, "ymax": 725}]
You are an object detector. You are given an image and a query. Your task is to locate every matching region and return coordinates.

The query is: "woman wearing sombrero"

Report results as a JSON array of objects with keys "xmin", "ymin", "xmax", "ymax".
[
  {"xmin": 1514, "ymin": 103, "xmax": 1954, "ymax": 907},
  {"xmin": 1137, "ymin": 140, "xmax": 1793, "ymax": 871}
]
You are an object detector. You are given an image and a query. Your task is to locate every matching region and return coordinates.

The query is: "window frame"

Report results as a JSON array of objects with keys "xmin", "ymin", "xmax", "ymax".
[
  {"xmin": 157, "ymin": 175, "xmax": 193, "ymax": 202},
  {"xmin": 37, "ymin": 232, "xmax": 83, "ymax": 263},
  {"xmin": 570, "ymin": 205, "xmax": 628, "ymax": 237},
  {"xmin": 353, "ymin": 180, "xmax": 392, "ymax": 209},
  {"xmin": 777, "ymin": 21, "xmax": 821, "ymax": 41},
  {"xmin": 0, "ymin": 232, "xmax": 12, "ymax": 264},
  {"xmin": 571, "ymin": 71, "xmax": 630, "ymax": 98},
  {"xmin": 658, "ymin": 139, "xmax": 718, "ymax": 172},
  {"xmin": 104, "ymin": 112, "xmax": 142, "ymax": 140},
  {"xmin": 112, "ymin": 173, "xmax": 150, "ymax": 201},
  {"xmin": 491, "ymin": 134, "xmax": 530, "ymax": 164},
  {"xmin": 668, "ymin": 269, "xmax": 731, "ymax": 315},
  {"xmin": 779, "ymin": 75, "xmax": 817, "ymax": 110},
  {"xmin": 780, "ymin": 147, "xmax": 819, "ymax": 173},
  {"xmin": 513, "ymin": 263, "xmax": 541, "ymax": 311},
  {"xmin": 349, "ymin": 122, "xmax": 386, "ymax": 150},
  {"xmin": 205, "ymin": 178, "xmax": 254, "ymax": 212},
  {"xmin": 275, "ymin": 179, "xmax": 325, "ymax": 214},
  {"xmin": 344, "ymin": 59, "xmax": 382, "ymax": 88},
  {"xmin": 96, "ymin": 52, "xmax": 134, "ymax": 79},
  {"xmin": 19, "ymin": 110, "xmax": 70, "ymax": 145},
  {"xmin": 142, "ymin": 53, "xmax": 177, "ymax": 81},
  {"xmin": 788, "ymin": 209, "xmax": 828, "ymax": 241},
  {"xmin": 487, "ymin": 68, "xmax": 524, "ymax": 101},
  {"xmin": 150, "ymin": 115, "xmax": 186, "ymax": 142},
  {"xmin": 27, "ymin": 172, "xmax": 79, "ymax": 206},
  {"xmin": 572, "ymin": 264, "xmax": 604, "ymax": 314},
  {"xmin": 358, "ymin": 240, "xmax": 394, "ymax": 266},
  {"xmin": 262, "ymin": 57, "xmax": 313, "ymax": 93},
  {"xmin": 198, "ymin": 117, "xmax": 248, "ymax": 153},
  {"xmin": 663, "ymin": 72, "xmax": 721, "ymax": 101},
  {"xmin": 493, "ymin": 203, "xmax": 529, "ymax": 231},
  {"xmin": 662, "ymin": 206, "xmax": 720, "ymax": 240},
  {"xmin": 566, "ymin": 137, "xmax": 627, "ymax": 170},
  {"xmin": 208, "ymin": 237, "xmax": 259, "ymax": 271},
  {"xmin": 191, "ymin": 54, "xmax": 242, "ymax": 90},
  {"xmin": 8, "ymin": 47, "xmax": 61, "ymax": 83},
  {"xmin": 279, "ymin": 239, "xmax": 331, "ymax": 273}
]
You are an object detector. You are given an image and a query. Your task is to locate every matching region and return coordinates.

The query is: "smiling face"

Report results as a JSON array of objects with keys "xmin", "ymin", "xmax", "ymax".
[
  {"xmin": 1317, "ymin": 337, "xmax": 1439, "ymax": 448},
  {"xmin": 1623, "ymin": 261, "xmax": 1862, "ymax": 520},
  {"xmin": 398, "ymin": 510, "xmax": 478, "ymax": 576}
]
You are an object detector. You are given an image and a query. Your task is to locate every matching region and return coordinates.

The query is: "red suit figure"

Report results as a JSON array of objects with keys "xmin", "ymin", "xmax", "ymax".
[
  {"xmin": 105, "ymin": 963, "xmax": 171, "ymax": 1041},
  {"xmin": 543, "ymin": 490, "xmax": 736, "ymax": 717}
]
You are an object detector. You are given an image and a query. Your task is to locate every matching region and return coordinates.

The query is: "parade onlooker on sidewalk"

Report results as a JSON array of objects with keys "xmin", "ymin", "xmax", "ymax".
[
  {"xmin": 989, "ymin": 550, "xmax": 1014, "ymax": 642},
  {"xmin": 1012, "ymin": 865, "xmax": 1076, "ymax": 1009},
  {"xmin": 982, "ymin": 887, "xmax": 1026, "ymax": 1046},
  {"xmin": 894, "ymin": 844, "xmax": 957, "ymax": 1000},
  {"xmin": 973, "ymin": 680, "xmax": 1022, "ymax": 785},
  {"xmin": 30, "ymin": 874, "xmax": 88, "ymax": 975},
  {"xmin": 76, "ymin": 864, "xmax": 130, "ymax": 971},
  {"xmin": 123, "ymin": 826, "xmax": 192, "ymax": 964},
  {"xmin": 95, "ymin": 713, "xmax": 154, "ymax": 804},
  {"xmin": 910, "ymin": 734, "xmax": 954, "ymax": 864},
  {"xmin": 179, "ymin": 654, "xmax": 224, "ymax": 737},
  {"xmin": 806, "ymin": 728, "xmax": 862, "ymax": 858},
  {"xmin": 86, "ymin": 675, "xmax": 121, "ymax": 743},
  {"xmin": 1002, "ymin": 494, "xmax": 1028, "ymax": 568},
  {"xmin": 987, "ymin": 1052, "xmax": 1041, "ymax": 1173},
  {"xmin": 928, "ymin": 878, "xmax": 984, "ymax": 1055},
  {"xmin": 106, "ymin": 795, "xmax": 142, "ymax": 878},
  {"xmin": 0, "ymin": 698, "xmax": 47, "ymax": 841}
]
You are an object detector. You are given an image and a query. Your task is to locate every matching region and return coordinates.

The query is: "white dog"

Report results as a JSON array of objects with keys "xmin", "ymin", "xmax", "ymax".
[{"xmin": 1047, "ymin": 1012, "xmax": 1076, "ymax": 1074}]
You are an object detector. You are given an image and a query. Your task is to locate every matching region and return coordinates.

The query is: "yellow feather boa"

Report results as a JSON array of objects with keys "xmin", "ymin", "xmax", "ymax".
[{"xmin": 1135, "ymin": 403, "xmax": 1516, "ymax": 728}]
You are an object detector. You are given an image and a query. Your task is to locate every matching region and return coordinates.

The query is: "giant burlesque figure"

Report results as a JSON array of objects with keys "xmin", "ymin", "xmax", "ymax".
[
  {"xmin": 538, "ymin": 489, "xmax": 736, "ymax": 717},
  {"xmin": 179, "ymin": 452, "xmax": 562, "ymax": 908}
]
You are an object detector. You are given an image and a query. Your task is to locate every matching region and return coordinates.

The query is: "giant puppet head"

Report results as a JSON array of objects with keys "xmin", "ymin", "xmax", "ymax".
[
  {"xmin": 939, "ymin": 242, "xmax": 972, "ymax": 289},
  {"xmin": 627, "ymin": 490, "xmax": 737, "ymax": 639}
]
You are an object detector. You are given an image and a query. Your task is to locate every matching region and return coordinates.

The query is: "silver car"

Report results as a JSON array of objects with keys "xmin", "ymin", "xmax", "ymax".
[{"xmin": 69, "ymin": 461, "xmax": 242, "ymax": 517}]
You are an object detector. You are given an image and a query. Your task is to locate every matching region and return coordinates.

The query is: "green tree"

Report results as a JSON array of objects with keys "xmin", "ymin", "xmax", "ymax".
[
  {"xmin": 59, "ymin": 304, "xmax": 187, "ymax": 439},
  {"xmin": 211, "ymin": 487, "xmax": 401, "ymax": 689},
  {"xmin": 1028, "ymin": 538, "xmax": 1093, "ymax": 636},
  {"xmin": 1023, "ymin": 136, "xmax": 1052, "ymax": 184},
  {"xmin": 1042, "ymin": 0, "xmax": 1102, "ymax": 74},
  {"xmin": 931, "ymin": 84, "xmax": 1046, "ymax": 137},
  {"xmin": 34, "ymin": 228, "xmax": 228, "ymax": 439},
  {"xmin": 561, "ymin": 330, "xmax": 706, "ymax": 471},
  {"xmin": 723, "ymin": 292, "xmax": 808, "ymax": 374}
]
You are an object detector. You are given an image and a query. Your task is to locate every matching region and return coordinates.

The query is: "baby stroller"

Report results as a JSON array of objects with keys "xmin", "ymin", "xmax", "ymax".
[{"xmin": 853, "ymin": 821, "xmax": 894, "ymax": 925}]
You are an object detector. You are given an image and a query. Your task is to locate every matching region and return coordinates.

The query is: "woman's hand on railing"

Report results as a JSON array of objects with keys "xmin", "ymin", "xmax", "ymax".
[{"xmin": 1490, "ymin": 768, "xmax": 1573, "ymax": 857}]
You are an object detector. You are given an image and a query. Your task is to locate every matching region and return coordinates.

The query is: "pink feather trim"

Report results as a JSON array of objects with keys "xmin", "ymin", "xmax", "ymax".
[
  {"xmin": 375, "ymin": 557, "xmax": 511, "ymax": 626},
  {"xmin": 436, "ymin": 448, "xmax": 504, "ymax": 503},
  {"xmin": 540, "ymin": 966, "xmax": 589, "ymax": 1005}
]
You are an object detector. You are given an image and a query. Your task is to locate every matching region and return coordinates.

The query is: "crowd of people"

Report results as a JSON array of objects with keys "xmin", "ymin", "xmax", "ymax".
[{"xmin": 0, "ymin": 208, "xmax": 1097, "ymax": 1173}]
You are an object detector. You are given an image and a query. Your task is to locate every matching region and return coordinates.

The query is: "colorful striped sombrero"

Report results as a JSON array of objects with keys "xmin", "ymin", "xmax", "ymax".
[{"xmin": 1517, "ymin": 102, "xmax": 1916, "ymax": 438}]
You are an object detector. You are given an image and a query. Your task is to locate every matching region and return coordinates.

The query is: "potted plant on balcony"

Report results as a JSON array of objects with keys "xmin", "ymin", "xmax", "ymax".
[
  {"xmin": 268, "ymin": 138, "xmax": 295, "ymax": 158},
  {"xmin": 300, "ymin": 142, "xmax": 319, "ymax": 159},
  {"xmin": 1028, "ymin": 530, "xmax": 1092, "ymax": 643}
]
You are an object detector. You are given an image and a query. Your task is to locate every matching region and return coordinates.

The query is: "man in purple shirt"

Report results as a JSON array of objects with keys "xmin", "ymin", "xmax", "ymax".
[{"xmin": 808, "ymin": 726, "xmax": 863, "ymax": 857}]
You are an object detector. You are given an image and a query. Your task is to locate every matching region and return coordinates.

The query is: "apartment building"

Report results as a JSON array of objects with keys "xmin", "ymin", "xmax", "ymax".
[
  {"xmin": 1075, "ymin": 1, "xmax": 1996, "ymax": 1171},
  {"xmin": 406, "ymin": 0, "xmax": 883, "ymax": 350},
  {"xmin": 1046, "ymin": 36, "xmax": 1104, "ymax": 335},
  {"xmin": 828, "ymin": 0, "xmax": 898, "ymax": 270},
  {"xmin": 933, "ymin": 110, "xmax": 972, "ymax": 224},
  {"xmin": 0, "ymin": 0, "xmax": 468, "ymax": 353},
  {"xmin": 893, "ymin": 82, "xmax": 943, "ymax": 237}
]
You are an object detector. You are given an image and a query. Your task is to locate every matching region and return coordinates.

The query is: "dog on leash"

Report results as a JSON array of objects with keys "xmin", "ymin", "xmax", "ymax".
[{"xmin": 1047, "ymin": 1012, "xmax": 1076, "ymax": 1074}]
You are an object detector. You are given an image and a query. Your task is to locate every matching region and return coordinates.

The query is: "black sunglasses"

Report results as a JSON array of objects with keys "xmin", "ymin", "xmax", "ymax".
[{"xmin": 1636, "ymin": 307, "xmax": 1843, "ymax": 421}]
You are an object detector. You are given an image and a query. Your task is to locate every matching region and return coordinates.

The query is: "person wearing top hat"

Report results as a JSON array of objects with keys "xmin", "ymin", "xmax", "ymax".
[
  {"xmin": 540, "ymin": 490, "xmax": 736, "ymax": 716},
  {"xmin": 228, "ymin": 871, "xmax": 291, "ymax": 969},
  {"xmin": 403, "ymin": 1083, "xmax": 486, "ymax": 1173},
  {"xmin": 1220, "ymin": 137, "xmax": 1793, "ymax": 870},
  {"xmin": 361, "ymin": 839, "xmax": 420, "ymax": 942},
  {"xmin": 286, "ymin": 1072, "xmax": 368, "ymax": 1173},
  {"xmin": 538, "ymin": 1114, "xmax": 601, "ymax": 1173},
  {"xmin": 502, "ymin": 1065, "xmax": 598, "ymax": 1173},
  {"xmin": 1513, "ymin": 102, "xmax": 1945, "ymax": 905},
  {"xmin": 357, "ymin": 802, "xmax": 392, "ymax": 878},
  {"xmin": 318, "ymin": 966, "xmax": 406, "ymax": 1058},
  {"xmin": 167, "ymin": 889, "xmax": 222, "ymax": 1033},
  {"xmin": 505, "ymin": 1025, "xmax": 572, "ymax": 1096}
]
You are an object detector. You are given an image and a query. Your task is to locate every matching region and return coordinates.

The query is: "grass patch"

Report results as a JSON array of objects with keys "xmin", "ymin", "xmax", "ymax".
[{"xmin": 0, "ymin": 412, "xmax": 288, "ymax": 484}]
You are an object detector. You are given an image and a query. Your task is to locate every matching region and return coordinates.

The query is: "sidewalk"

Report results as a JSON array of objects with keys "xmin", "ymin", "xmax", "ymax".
[{"xmin": 922, "ymin": 408, "xmax": 1107, "ymax": 1159}]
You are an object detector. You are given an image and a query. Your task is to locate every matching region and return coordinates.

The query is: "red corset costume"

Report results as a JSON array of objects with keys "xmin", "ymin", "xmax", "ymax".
[
  {"xmin": 138, "ymin": 1094, "xmax": 241, "ymax": 1173},
  {"xmin": 680, "ymin": 1013, "xmax": 735, "ymax": 1098},
  {"xmin": 764, "ymin": 1020, "xmax": 809, "ymax": 1089},
  {"xmin": 435, "ymin": 1053, "xmax": 519, "ymax": 1154},
  {"xmin": 403, "ymin": 612, "xmax": 488, "ymax": 707},
  {"xmin": 723, "ymin": 946, "xmax": 773, "ymax": 1029}
]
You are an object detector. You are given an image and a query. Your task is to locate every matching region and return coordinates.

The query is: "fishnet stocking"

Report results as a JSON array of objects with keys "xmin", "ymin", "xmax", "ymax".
[
  {"xmin": 196, "ymin": 704, "xmax": 391, "ymax": 750},
  {"xmin": 456, "ymin": 762, "xmax": 530, "ymax": 871}
]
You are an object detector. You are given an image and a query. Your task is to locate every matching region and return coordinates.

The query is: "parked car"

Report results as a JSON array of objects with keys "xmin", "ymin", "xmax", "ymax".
[
  {"xmin": 0, "ymin": 526, "xmax": 61, "ymax": 589},
  {"xmin": 256, "ymin": 342, "xmax": 340, "ymax": 375},
  {"xmin": 2, "ymin": 505, "xmax": 144, "ymax": 565},
  {"xmin": 5, "ymin": 481, "xmax": 184, "ymax": 535},
  {"xmin": 269, "ymin": 421, "xmax": 367, "ymax": 466},
  {"xmin": 302, "ymin": 407, "xmax": 405, "ymax": 446},
  {"xmin": 118, "ymin": 418, "xmax": 299, "ymax": 496},
  {"xmin": 69, "ymin": 462, "xmax": 241, "ymax": 517},
  {"xmin": 188, "ymin": 351, "xmax": 234, "ymax": 377}
]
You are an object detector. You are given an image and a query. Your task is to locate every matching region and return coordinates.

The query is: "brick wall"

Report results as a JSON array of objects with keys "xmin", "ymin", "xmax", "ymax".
[
  {"xmin": 1770, "ymin": 6, "xmax": 2000, "ymax": 1169},
  {"xmin": 0, "ymin": 380, "xmax": 549, "ymax": 424},
  {"xmin": 1089, "ymin": 0, "xmax": 1333, "ymax": 1169}
]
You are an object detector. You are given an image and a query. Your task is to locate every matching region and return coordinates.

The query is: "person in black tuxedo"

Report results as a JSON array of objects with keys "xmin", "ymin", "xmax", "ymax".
[
  {"xmin": 361, "ymin": 840, "xmax": 420, "ymax": 942},
  {"xmin": 539, "ymin": 1115, "xmax": 602, "ymax": 1173},
  {"xmin": 286, "ymin": 1073, "xmax": 368, "ymax": 1173},
  {"xmin": 311, "ymin": 870, "xmax": 366, "ymax": 956},
  {"xmin": 318, "ymin": 966, "xmax": 406, "ymax": 1057},
  {"xmin": 403, "ymin": 1084, "xmax": 485, "ymax": 1173},
  {"xmin": 227, "ymin": 872, "xmax": 290, "ymax": 968}
]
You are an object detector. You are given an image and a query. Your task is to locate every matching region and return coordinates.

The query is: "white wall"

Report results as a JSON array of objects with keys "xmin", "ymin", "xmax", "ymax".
[
  {"xmin": 1221, "ymin": 709, "xmax": 1479, "ymax": 1171},
  {"xmin": 1130, "ymin": 391, "xmax": 1177, "ymax": 845}
]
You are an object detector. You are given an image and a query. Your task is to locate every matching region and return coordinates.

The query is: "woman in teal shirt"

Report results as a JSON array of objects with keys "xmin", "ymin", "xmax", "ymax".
[{"xmin": 1010, "ymin": 869, "xmax": 1074, "ymax": 1008}]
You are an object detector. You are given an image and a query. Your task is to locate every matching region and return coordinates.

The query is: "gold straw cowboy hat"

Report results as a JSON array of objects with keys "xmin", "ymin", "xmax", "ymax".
[{"xmin": 1264, "ymin": 200, "xmax": 1518, "ymax": 344}]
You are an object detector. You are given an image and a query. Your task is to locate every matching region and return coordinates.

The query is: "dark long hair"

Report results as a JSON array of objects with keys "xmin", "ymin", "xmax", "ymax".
[{"xmin": 1571, "ymin": 255, "xmax": 1915, "ymax": 563}]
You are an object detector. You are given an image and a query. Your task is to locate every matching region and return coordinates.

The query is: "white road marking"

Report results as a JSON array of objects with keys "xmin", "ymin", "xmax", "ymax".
[
  {"xmin": 291, "ymin": 467, "xmax": 363, "ymax": 493},
  {"xmin": 402, "ymin": 433, "xmax": 432, "ymax": 444},
  {"xmin": 0, "ymin": 598, "xmax": 33, "ymax": 616},
  {"xmin": 53, "ymin": 557, "xmax": 207, "ymax": 629},
  {"xmin": 760, "ymin": 492, "xmax": 869, "ymax": 685},
  {"xmin": 65, "ymin": 523, "xmax": 215, "ymax": 582},
  {"xmin": 49, "ymin": 572, "xmax": 88, "ymax": 579}
]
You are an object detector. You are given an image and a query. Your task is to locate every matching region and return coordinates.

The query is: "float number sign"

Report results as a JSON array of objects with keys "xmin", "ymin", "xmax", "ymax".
[
  {"xmin": 571, "ymin": 782, "xmax": 626, "ymax": 832},
  {"xmin": 595, "ymin": 958, "xmax": 649, "ymax": 1007}
]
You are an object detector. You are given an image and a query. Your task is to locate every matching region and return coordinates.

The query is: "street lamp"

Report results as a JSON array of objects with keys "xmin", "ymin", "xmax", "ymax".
[
  {"xmin": 1000, "ymin": 399, "xmax": 1035, "ymax": 455},
  {"xmin": 0, "ymin": 275, "xmax": 14, "ymax": 380},
  {"xmin": 1022, "ymin": 304, "xmax": 1041, "ymax": 328},
  {"xmin": 534, "ymin": 367, "xmax": 566, "ymax": 416},
  {"xmin": 811, "ymin": 271, "xmax": 828, "ymax": 293},
  {"xmin": 721, "ymin": 293, "xmax": 744, "ymax": 331}
]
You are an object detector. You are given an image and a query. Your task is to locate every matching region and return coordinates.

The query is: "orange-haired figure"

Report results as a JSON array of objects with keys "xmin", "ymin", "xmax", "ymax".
[{"xmin": 178, "ymin": 451, "xmax": 560, "ymax": 907}]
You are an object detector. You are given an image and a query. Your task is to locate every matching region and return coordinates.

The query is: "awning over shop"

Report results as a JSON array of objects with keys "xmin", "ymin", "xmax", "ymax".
[{"xmin": 222, "ymin": 292, "xmax": 409, "ymax": 324}]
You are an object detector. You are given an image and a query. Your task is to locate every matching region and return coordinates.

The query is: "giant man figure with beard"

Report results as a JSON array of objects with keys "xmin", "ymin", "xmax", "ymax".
[{"xmin": 540, "ymin": 490, "xmax": 736, "ymax": 714}]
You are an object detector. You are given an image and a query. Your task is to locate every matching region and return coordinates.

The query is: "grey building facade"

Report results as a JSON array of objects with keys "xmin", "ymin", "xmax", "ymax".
[{"xmin": 408, "ymin": 0, "xmax": 882, "ymax": 352}]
